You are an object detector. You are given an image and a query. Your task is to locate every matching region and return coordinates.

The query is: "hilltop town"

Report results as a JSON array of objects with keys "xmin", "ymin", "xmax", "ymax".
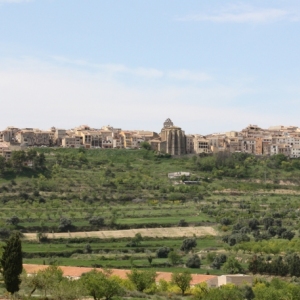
[{"xmin": 0, "ymin": 118, "xmax": 300, "ymax": 159}]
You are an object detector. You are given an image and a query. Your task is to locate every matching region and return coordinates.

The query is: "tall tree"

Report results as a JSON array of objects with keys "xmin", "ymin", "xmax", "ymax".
[
  {"xmin": 127, "ymin": 269, "xmax": 157, "ymax": 292},
  {"xmin": 171, "ymin": 271, "xmax": 192, "ymax": 295},
  {"xmin": 80, "ymin": 269, "xmax": 123, "ymax": 300},
  {"xmin": 0, "ymin": 155, "xmax": 6, "ymax": 176},
  {"xmin": 0, "ymin": 233, "xmax": 23, "ymax": 295}
]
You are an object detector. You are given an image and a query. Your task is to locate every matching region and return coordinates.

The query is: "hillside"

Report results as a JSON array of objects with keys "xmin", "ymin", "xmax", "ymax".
[{"xmin": 1, "ymin": 148, "xmax": 300, "ymax": 277}]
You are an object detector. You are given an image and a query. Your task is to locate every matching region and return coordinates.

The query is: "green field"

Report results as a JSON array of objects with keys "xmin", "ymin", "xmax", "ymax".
[{"xmin": 1, "ymin": 148, "xmax": 300, "ymax": 279}]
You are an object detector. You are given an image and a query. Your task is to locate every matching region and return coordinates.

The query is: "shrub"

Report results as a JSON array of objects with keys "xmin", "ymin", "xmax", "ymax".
[
  {"xmin": 180, "ymin": 238, "xmax": 197, "ymax": 252},
  {"xmin": 89, "ymin": 216, "xmax": 104, "ymax": 226},
  {"xmin": 0, "ymin": 228, "xmax": 10, "ymax": 239},
  {"xmin": 186, "ymin": 254, "xmax": 201, "ymax": 268},
  {"xmin": 6, "ymin": 216, "xmax": 20, "ymax": 226},
  {"xmin": 211, "ymin": 254, "xmax": 227, "ymax": 269},
  {"xmin": 37, "ymin": 232, "xmax": 48, "ymax": 243},
  {"xmin": 178, "ymin": 219, "xmax": 189, "ymax": 227},
  {"xmin": 220, "ymin": 218, "xmax": 231, "ymax": 225},
  {"xmin": 58, "ymin": 217, "xmax": 72, "ymax": 232},
  {"xmin": 156, "ymin": 247, "xmax": 171, "ymax": 258}
]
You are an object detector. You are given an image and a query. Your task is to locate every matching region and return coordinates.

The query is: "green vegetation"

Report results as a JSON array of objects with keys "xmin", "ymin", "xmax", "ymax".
[
  {"xmin": 1, "ymin": 148, "xmax": 300, "ymax": 298},
  {"xmin": 0, "ymin": 232, "xmax": 23, "ymax": 295}
]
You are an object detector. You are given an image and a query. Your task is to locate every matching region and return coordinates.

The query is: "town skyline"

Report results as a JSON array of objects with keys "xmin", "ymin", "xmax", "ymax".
[
  {"xmin": 1, "ymin": 121, "xmax": 299, "ymax": 137},
  {"xmin": 1, "ymin": 120, "xmax": 300, "ymax": 159}
]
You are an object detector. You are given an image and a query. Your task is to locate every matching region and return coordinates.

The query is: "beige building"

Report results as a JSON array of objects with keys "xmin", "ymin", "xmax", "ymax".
[
  {"xmin": 241, "ymin": 138, "xmax": 256, "ymax": 154},
  {"xmin": 54, "ymin": 129, "xmax": 67, "ymax": 146},
  {"xmin": 291, "ymin": 147, "xmax": 300, "ymax": 158},
  {"xmin": 149, "ymin": 139, "xmax": 160, "ymax": 151},
  {"xmin": 159, "ymin": 118, "xmax": 186, "ymax": 155},
  {"xmin": 79, "ymin": 131, "xmax": 102, "ymax": 148},
  {"xmin": 15, "ymin": 130, "xmax": 35, "ymax": 146},
  {"xmin": 102, "ymin": 136, "xmax": 113, "ymax": 148},
  {"xmin": 241, "ymin": 124, "xmax": 266, "ymax": 138},
  {"xmin": 225, "ymin": 136, "xmax": 242, "ymax": 153},
  {"xmin": 186, "ymin": 135, "xmax": 194, "ymax": 154},
  {"xmin": 0, "ymin": 142, "xmax": 11, "ymax": 160},
  {"xmin": 34, "ymin": 130, "xmax": 51, "ymax": 146},
  {"xmin": 217, "ymin": 274, "xmax": 253, "ymax": 287},
  {"xmin": 0, "ymin": 127, "xmax": 19, "ymax": 143},
  {"xmin": 62, "ymin": 136, "xmax": 83, "ymax": 148},
  {"xmin": 193, "ymin": 135, "xmax": 210, "ymax": 154},
  {"xmin": 113, "ymin": 137, "xmax": 123, "ymax": 148},
  {"xmin": 119, "ymin": 131, "xmax": 133, "ymax": 149}
]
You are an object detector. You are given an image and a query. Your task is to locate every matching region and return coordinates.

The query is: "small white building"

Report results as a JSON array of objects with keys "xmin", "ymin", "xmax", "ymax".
[
  {"xmin": 168, "ymin": 172, "xmax": 190, "ymax": 179},
  {"xmin": 218, "ymin": 274, "xmax": 253, "ymax": 287}
]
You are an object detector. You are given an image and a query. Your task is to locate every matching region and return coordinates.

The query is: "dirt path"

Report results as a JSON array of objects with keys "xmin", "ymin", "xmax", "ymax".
[
  {"xmin": 23, "ymin": 226, "xmax": 217, "ymax": 241},
  {"xmin": 214, "ymin": 189, "xmax": 300, "ymax": 195}
]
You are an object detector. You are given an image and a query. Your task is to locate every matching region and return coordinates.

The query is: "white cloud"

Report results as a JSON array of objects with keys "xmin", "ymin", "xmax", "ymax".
[
  {"xmin": 177, "ymin": 4, "xmax": 298, "ymax": 23},
  {"xmin": 51, "ymin": 56, "xmax": 164, "ymax": 79},
  {"xmin": 0, "ymin": 56, "xmax": 296, "ymax": 134},
  {"xmin": 51, "ymin": 56, "xmax": 212, "ymax": 82}
]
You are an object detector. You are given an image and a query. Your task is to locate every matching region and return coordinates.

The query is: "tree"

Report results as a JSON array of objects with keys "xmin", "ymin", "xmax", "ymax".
[
  {"xmin": 58, "ymin": 217, "xmax": 72, "ymax": 231},
  {"xmin": 140, "ymin": 141, "xmax": 151, "ymax": 150},
  {"xmin": 168, "ymin": 251, "xmax": 181, "ymax": 265},
  {"xmin": 281, "ymin": 230, "xmax": 295, "ymax": 240},
  {"xmin": 211, "ymin": 254, "xmax": 227, "ymax": 269},
  {"xmin": 248, "ymin": 218, "xmax": 259, "ymax": 230},
  {"xmin": 222, "ymin": 256, "xmax": 244, "ymax": 274},
  {"xmin": 203, "ymin": 284, "xmax": 244, "ymax": 300},
  {"xmin": 262, "ymin": 217, "xmax": 274, "ymax": 230},
  {"xmin": 6, "ymin": 216, "xmax": 20, "ymax": 226},
  {"xmin": 35, "ymin": 152, "xmax": 46, "ymax": 169},
  {"xmin": 26, "ymin": 149, "xmax": 37, "ymax": 161},
  {"xmin": 22, "ymin": 265, "xmax": 64, "ymax": 298},
  {"xmin": 171, "ymin": 271, "xmax": 192, "ymax": 295},
  {"xmin": 220, "ymin": 218, "xmax": 231, "ymax": 225},
  {"xmin": 186, "ymin": 254, "xmax": 201, "ymax": 268},
  {"xmin": 132, "ymin": 233, "xmax": 143, "ymax": 246},
  {"xmin": 178, "ymin": 219, "xmax": 189, "ymax": 227},
  {"xmin": 89, "ymin": 216, "xmax": 104, "ymax": 226},
  {"xmin": 126, "ymin": 233, "xmax": 143, "ymax": 247},
  {"xmin": 286, "ymin": 253, "xmax": 300, "ymax": 277},
  {"xmin": 84, "ymin": 244, "xmax": 92, "ymax": 254},
  {"xmin": 50, "ymin": 278, "xmax": 84, "ymax": 300},
  {"xmin": 0, "ymin": 155, "xmax": 6, "ymax": 176},
  {"xmin": 147, "ymin": 256, "xmax": 153, "ymax": 265},
  {"xmin": 10, "ymin": 150, "xmax": 26, "ymax": 173},
  {"xmin": 127, "ymin": 269, "xmax": 157, "ymax": 292},
  {"xmin": 241, "ymin": 285, "xmax": 255, "ymax": 300},
  {"xmin": 81, "ymin": 269, "xmax": 123, "ymax": 300},
  {"xmin": 0, "ymin": 233, "xmax": 23, "ymax": 295},
  {"xmin": 0, "ymin": 228, "xmax": 10, "ymax": 239},
  {"xmin": 193, "ymin": 282, "xmax": 209, "ymax": 300},
  {"xmin": 180, "ymin": 238, "xmax": 197, "ymax": 252},
  {"xmin": 156, "ymin": 247, "xmax": 171, "ymax": 258}
]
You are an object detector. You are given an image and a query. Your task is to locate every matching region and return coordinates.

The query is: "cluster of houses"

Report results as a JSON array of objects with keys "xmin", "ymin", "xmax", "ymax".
[{"xmin": 1, "ymin": 120, "xmax": 300, "ymax": 159}]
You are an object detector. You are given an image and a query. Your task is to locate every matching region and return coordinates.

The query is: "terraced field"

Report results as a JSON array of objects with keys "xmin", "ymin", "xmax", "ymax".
[{"xmin": 23, "ymin": 226, "xmax": 217, "ymax": 240}]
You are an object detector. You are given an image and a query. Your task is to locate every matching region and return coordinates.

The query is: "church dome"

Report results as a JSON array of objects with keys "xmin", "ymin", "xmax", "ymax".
[{"xmin": 163, "ymin": 118, "xmax": 174, "ymax": 128}]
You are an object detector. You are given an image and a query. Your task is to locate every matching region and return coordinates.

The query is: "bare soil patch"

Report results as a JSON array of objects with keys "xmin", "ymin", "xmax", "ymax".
[{"xmin": 23, "ymin": 226, "xmax": 217, "ymax": 241}]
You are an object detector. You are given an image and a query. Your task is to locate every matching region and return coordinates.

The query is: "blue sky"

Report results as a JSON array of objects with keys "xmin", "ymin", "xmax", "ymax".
[{"xmin": 0, "ymin": 0, "xmax": 300, "ymax": 134}]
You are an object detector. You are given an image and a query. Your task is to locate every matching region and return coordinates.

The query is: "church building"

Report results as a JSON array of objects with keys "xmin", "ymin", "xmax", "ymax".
[{"xmin": 157, "ymin": 118, "xmax": 186, "ymax": 155}]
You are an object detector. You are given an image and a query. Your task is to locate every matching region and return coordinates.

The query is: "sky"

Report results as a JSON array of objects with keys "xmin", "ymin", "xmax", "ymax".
[{"xmin": 0, "ymin": 0, "xmax": 300, "ymax": 134}]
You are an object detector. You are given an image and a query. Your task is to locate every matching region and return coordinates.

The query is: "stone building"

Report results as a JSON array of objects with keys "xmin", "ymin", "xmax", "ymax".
[{"xmin": 159, "ymin": 118, "xmax": 186, "ymax": 155}]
